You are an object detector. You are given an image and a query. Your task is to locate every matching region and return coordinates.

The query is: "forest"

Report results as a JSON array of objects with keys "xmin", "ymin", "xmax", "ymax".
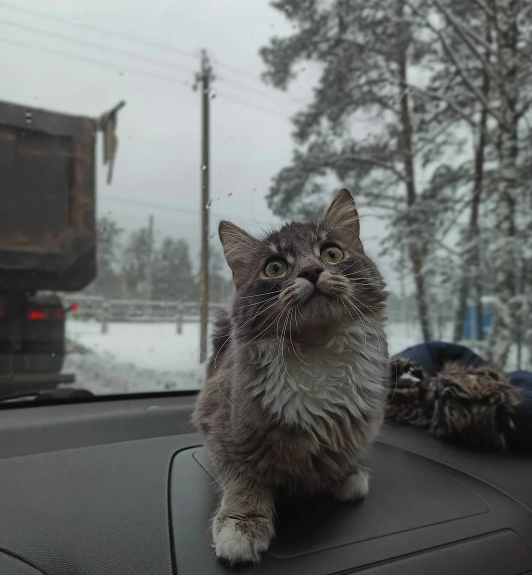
[{"xmin": 86, "ymin": 216, "xmax": 234, "ymax": 304}]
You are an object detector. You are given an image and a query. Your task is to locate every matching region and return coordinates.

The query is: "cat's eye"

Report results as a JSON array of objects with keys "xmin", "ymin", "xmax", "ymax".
[
  {"xmin": 320, "ymin": 245, "xmax": 344, "ymax": 264},
  {"xmin": 264, "ymin": 258, "xmax": 288, "ymax": 278}
]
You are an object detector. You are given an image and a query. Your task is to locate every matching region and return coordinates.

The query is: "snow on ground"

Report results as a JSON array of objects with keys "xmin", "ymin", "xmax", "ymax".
[
  {"xmin": 63, "ymin": 318, "xmax": 424, "ymax": 395},
  {"xmin": 64, "ymin": 320, "xmax": 208, "ymax": 394}
]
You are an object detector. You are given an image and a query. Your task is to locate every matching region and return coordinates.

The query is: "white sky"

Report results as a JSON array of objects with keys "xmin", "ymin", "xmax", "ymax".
[{"xmin": 0, "ymin": 0, "xmax": 399, "ymax": 288}]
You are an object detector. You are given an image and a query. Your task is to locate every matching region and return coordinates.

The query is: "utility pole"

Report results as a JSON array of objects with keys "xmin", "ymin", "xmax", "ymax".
[
  {"xmin": 195, "ymin": 49, "xmax": 215, "ymax": 363},
  {"xmin": 146, "ymin": 214, "xmax": 154, "ymax": 301}
]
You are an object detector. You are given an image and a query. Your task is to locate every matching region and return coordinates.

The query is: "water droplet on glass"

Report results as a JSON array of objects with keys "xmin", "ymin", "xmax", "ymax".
[
  {"xmin": 25, "ymin": 112, "xmax": 33, "ymax": 124},
  {"xmin": 201, "ymin": 165, "xmax": 207, "ymax": 171},
  {"xmin": 206, "ymin": 200, "xmax": 213, "ymax": 209},
  {"xmin": 210, "ymin": 91, "xmax": 216, "ymax": 99}
]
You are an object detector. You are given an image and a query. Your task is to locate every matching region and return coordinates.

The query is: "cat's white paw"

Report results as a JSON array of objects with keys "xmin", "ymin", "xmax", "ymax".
[
  {"xmin": 333, "ymin": 469, "xmax": 370, "ymax": 501},
  {"xmin": 213, "ymin": 516, "xmax": 273, "ymax": 564}
]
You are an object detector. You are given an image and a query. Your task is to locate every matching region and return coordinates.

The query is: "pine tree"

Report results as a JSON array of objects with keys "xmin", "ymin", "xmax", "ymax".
[
  {"xmin": 261, "ymin": 0, "xmax": 470, "ymax": 341},
  {"xmin": 152, "ymin": 238, "xmax": 196, "ymax": 302}
]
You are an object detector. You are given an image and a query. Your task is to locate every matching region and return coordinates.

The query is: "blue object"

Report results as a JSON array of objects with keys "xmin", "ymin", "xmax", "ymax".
[
  {"xmin": 462, "ymin": 306, "xmax": 494, "ymax": 340},
  {"xmin": 396, "ymin": 341, "xmax": 486, "ymax": 377}
]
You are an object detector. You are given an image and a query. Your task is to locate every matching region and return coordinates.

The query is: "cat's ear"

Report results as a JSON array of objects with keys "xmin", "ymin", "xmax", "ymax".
[
  {"xmin": 323, "ymin": 188, "xmax": 364, "ymax": 252},
  {"xmin": 219, "ymin": 221, "xmax": 259, "ymax": 288}
]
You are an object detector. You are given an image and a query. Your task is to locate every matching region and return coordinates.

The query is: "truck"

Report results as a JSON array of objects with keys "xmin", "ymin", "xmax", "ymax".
[{"xmin": 0, "ymin": 99, "xmax": 123, "ymax": 397}]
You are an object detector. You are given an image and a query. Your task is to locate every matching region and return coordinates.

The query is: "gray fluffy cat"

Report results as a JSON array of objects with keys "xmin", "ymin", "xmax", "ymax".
[{"xmin": 193, "ymin": 188, "xmax": 388, "ymax": 564}]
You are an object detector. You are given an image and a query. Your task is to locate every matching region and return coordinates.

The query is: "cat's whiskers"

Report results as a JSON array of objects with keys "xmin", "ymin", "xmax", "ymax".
[
  {"xmin": 276, "ymin": 300, "xmax": 300, "ymax": 392},
  {"xmin": 235, "ymin": 290, "xmax": 281, "ymax": 300},
  {"xmin": 343, "ymin": 274, "xmax": 380, "ymax": 282},
  {"xmin": 341, "ymin": 262, "xmax": 381, "ymax": 277},
  {"xmin": 340, "ymin": 257, "xmax": 365, "ymax": 274},
  {"xmin": 232, "ymin": 294, "xmax": 278, "ymax": 312},
  {"xmin": 343, "ymin": 295, "xmax": 385, "ymax": 352},
  {"xmin": 390, "ymin": 359, "xmax": 400, "ymax": 401},
  {"xmin": 292, "ymin": 303, "xmax": 302, "ymax": 336},
  {"xmin": 350, "ymin": 292, "xmax": 387, "ymax": 325},
  {"xmin": 216, "ymin": 305, "xmax": 287, "ymax": 403},
  {"xmin": 287, "ymin": 308, "xmax": 309, "ymax": 366},
  {"xmin": 331, "ymin": 294, "xmax": 363, "ymax": 359},
  {"xmin": 214, "ymin": 297, "xmax": 280, "ymax": 368},
  {"xmin": 340, "ymin": 294, "xmax": 368, "ymax": 352}
]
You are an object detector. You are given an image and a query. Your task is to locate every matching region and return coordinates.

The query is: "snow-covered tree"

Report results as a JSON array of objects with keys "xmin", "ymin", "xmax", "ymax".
[
  {"xmin": 261, "ymin": 0, "xmax": 473, "ymax": 341},
  {"xmin": 152, "ymin": 238, "xmax": 196, "ymax": 302},
  {"xmin": 419, "ymin": 0, "xmax": 532, "ymax": 366},
  {"xmin": 86, "ymin": 216, "xmax": 123, "ymax": 297}
]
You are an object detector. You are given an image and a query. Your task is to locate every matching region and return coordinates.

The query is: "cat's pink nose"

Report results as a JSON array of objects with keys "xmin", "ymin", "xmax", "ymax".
[{"xmin": 298, "ymin": 267, "xmax": 323, "ymax": 285}]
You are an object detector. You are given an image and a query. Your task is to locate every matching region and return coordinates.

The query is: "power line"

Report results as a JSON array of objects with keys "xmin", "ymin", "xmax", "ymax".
[
  {"xmin": 216, "ymin": 90, "xmax": 291, "ymax": 121},
  {"xmin": 214, "ymin": 58, "xmax": 266, "ymax": 85},
  {"xmin": 0, "ymin": 17, "xmax": 298, "ymax": 108},
  {"xmin": 0, "ymin": 36, "xmax": 192, "ymax": 87},
  {"xmin": 0, "ymin": 0, "xmax": 197, "ymax": 60},
  {"xmin": 0, "ymin": 9, "xmax": 300, "ymax": 108},
  {"xmin": 0, "ymin": 17, "xmax": 197, "ymax": 77},
  {"xmin": 2, "ymin": 34, "xmax": 378, "ymax": 127},
  {"xmin": 0, "ymin": 36, "xmax": 296, "ymax": 121},
  {"xmin": 217, "ymin": 73, "xmax": 298, "ymax": 106},
  {"xmin": 0, "ymin": 0, "xmax": 291, "ymax": 101}
]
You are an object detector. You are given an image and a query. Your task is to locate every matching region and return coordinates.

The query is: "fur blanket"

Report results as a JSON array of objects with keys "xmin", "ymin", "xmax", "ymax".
[{"xmin": 386, "ymin": 356, "xmax": 521, "ymax": 450}]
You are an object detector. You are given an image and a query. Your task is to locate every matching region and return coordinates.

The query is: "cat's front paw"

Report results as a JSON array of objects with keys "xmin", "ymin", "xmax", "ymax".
[
  {"xmin": 332, "ymin": 468, "xmax": 370, "ymax": 501},
  {"xmin": 213, "ymin": 513, "xmax": 274, "ymax": 564}
]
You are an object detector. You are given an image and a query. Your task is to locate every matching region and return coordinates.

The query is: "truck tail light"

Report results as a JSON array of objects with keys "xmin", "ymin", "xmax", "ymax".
[{"xmin": 28, "ymin": 310, "xmax": 47, "ymax": 320}]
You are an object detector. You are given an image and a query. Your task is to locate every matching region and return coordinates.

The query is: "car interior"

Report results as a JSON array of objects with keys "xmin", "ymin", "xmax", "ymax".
[
  {"xmin": 1, "ymin": 392, "xmax": 531, "ymax": 575},
  {"xmin": 2, "ymin": 0, "xmax": 532, "ymax": 573}
]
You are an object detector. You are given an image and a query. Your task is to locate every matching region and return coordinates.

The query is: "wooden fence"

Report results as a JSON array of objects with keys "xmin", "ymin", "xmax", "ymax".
[{"xmin": 63, "ymin": 294, "xmax": 228, "ymax": 334}]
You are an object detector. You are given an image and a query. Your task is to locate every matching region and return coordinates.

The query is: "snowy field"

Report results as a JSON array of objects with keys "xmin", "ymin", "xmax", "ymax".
[{"xmin": 64, "ymin": 319, "xmax": 424, "ymax": 395}]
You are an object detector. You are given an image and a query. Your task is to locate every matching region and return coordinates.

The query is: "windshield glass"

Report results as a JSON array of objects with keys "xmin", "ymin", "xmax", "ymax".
[{"xmin": 1, "ymin": 0, "xmax": 530, "ymax": 399}]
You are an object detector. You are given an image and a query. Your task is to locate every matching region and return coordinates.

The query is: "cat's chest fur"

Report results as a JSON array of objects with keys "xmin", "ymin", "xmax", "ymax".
[{"xmin": 254, "ymin": 329, "xmax": 384, "ymax": 433}]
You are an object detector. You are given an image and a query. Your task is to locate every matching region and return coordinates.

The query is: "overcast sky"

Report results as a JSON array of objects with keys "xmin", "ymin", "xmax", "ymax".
[{"xmin": 1, "ymin": 0, "xmax": 400, "ymax": 289}]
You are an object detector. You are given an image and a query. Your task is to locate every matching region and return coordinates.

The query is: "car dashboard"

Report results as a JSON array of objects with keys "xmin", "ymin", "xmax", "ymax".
[{"xmin": 0, "ymin": 393, "xmax": 531, "ymax": 575}]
